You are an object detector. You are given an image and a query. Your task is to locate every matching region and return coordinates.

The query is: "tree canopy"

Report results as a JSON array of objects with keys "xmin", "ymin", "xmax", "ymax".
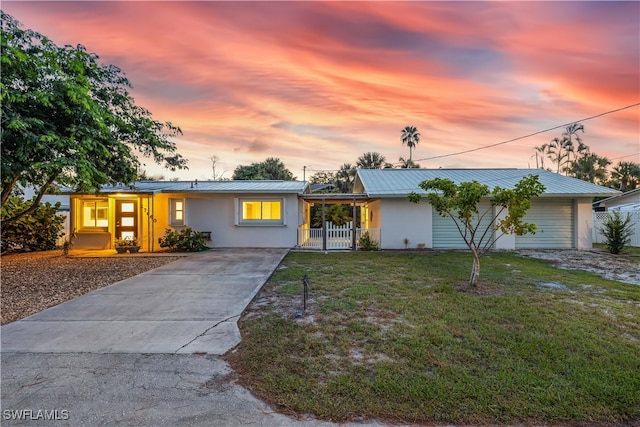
[
  {"xmin": 408, "ymin": 175, "xmax": 545, "ymax": 287},
  {"xmin": 0, "ymin": 12, "xmax": 187, "ymax": 222},
  {"xmin": 232, "ymin": 157, "xmax": 295, "ymax": 180}
]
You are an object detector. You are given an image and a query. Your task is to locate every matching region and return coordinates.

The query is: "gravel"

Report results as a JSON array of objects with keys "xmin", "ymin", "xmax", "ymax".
[
  {"xmin": 515, "ymin": 249, "xmax": 640, "ymax": 285},
  {"xmin": 1, "ymin": 251, "xmax": 181, "ymax": 325}
]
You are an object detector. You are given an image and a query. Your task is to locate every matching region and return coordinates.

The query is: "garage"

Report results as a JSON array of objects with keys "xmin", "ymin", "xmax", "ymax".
[
  {"xmin": 515, "ymin": 199, "xmax": 574, "ymax": 249},
  {"xmin": 432, "ymin": 202, "xmax": 494, "ymax": 249}
]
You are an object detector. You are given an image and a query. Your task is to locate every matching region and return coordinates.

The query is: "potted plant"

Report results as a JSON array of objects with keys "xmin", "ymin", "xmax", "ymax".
[{"xmin": 115, "ymin": 237, "xmax": 140, "ymax": 254}]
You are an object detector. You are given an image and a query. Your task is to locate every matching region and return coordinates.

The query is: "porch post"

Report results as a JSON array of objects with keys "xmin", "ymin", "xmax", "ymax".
[
  {"xmin": 352, "ymin": 197, "xmax": 357, "ymax": 250},
  {"xmin": 322, "ymin": 197, "xmax": 326, "ymax": 251}
]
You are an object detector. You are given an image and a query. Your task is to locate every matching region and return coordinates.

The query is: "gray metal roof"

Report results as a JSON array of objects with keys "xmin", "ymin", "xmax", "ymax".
[
  {"xmin": 64, "ymin": 180, "xmax": 309, "ymax": 195},
  {"xmin": 354, "ymin": 169, "xmax": 621, "ymax": 198}
]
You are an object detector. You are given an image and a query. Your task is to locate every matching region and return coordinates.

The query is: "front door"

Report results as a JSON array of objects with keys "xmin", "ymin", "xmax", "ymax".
[{"xmin": 115, "ymin": 200, "xmax": 138, "ymax": 241}]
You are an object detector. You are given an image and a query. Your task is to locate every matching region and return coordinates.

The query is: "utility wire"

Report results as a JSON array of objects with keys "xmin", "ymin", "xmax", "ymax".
[
  {"xmin": 411, "ymin": 102, "xmax": 640, "ymax": 163},
  {"xmin": 305, "ymin": 103, "xmax": 639, "ymax": 174}
]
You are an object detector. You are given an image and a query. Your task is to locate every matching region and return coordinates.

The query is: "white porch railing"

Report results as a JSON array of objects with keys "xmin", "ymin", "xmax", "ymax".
[{"xmin": 298, "ymin": 222, "xmax": 380, "ymax": 250}]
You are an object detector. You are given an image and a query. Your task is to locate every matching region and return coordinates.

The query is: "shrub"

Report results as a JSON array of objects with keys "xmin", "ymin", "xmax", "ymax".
[
  {"xmin": 598, "ymin": 211, "xmax": 634, "ymax": 254},
  {"xmin": 358, "ymin": 231, "xmax": 379, "ymax": 251},
  {"xmin": 1, "ymin": 196, "xmax": 65, "ymax": 253},
  {"xmin": 158, "ymin": 227, "xmax": 208, "ymax": 252}
]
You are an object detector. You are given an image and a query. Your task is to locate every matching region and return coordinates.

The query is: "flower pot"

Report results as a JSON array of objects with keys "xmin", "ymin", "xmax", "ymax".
[{"xmin": 116, "ymin": 247, "xmax": 128, "ymax": 254}]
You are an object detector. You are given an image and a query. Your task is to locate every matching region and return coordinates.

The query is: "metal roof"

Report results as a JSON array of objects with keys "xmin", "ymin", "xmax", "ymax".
[
  {"xmin": 64, "ymin": 180, "xmax": 309, "ymax": 195},
  {"xmin": 354, "ymin": 169, "xmax": 621, "ymax": 198}
]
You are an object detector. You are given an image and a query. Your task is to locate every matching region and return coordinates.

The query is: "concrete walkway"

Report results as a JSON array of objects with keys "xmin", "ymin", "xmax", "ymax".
[{"xmin": 2, "ymin": 249, "xmax": 390, "ymax": 426}]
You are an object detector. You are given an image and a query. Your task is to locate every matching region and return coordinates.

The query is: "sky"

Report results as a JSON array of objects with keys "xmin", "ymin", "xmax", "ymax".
[{"xmin": 4, "ymin": 1, "xmax": 640, "ymax": 181}]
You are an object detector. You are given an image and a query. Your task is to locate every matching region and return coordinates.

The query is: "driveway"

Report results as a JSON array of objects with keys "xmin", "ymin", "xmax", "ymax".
[
  {"xmin": 1, "ymin": 248, "xmax": 288, "ymax": 354},
  {"xmin": 2, "ymin": 249, "xmax": 375, "ymax": 426}
]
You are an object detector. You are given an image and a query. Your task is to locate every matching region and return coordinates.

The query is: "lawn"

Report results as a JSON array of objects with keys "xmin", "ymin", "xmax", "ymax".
[{"xmin": 227, "ymin": 251, "xmax": 640, "ymax": 425}]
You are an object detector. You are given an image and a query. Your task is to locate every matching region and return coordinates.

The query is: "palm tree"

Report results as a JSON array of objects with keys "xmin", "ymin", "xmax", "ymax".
[
  {"xmin": 356, "ymin": 152, "xmax": 386, "ymax": 169},
  {"xmin": 562, "ymin": 123, "xmax": 586, "ymax": 160},
  {"xmin": 336, "ymin": 163, "xmax": 356, "ymax": 193},
  {"xmin": 399, "ymin": 157, "xmax": 420, "ymax": 168},
  {"xmin": 568, "ymin": 153, "xmax": 611, "ymax": 185},
  {"xmin": 401, "ymin": 126, "xmax": 420, "ymax": 163},
  {"xmin": 610, "ymin": 161, "xmax": 640, "ymax": 191},
  {"xmin": 533, "ymin": 143, "xmax": 549, "ymax": 169}
]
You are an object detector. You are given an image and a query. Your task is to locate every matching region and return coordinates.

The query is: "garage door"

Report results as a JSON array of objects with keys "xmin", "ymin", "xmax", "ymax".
[
  {"xmin": 515, "ymin": 199, "xmax": 574, "ymax": 249},
  {"xmin": 433, "ymin": 202, "xmax": 494, "ymax": 249}
]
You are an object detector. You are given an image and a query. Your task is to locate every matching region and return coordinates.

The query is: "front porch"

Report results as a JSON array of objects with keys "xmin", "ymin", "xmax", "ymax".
[
  {"xmin": 297, "ymin": 222, "xmax": 381, "ymax": 250},
  {"xmin": 298, "ymin": 193, "xmax": 379, "ymax": 250}
]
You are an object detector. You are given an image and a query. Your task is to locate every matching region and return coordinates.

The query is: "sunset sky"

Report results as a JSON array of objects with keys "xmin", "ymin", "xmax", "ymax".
[{"xmin": 4, "ymin": 1, "xmax": 639, "ymax": 181}]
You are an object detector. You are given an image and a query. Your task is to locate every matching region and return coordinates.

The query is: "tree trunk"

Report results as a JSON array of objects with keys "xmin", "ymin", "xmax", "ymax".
[
  {"xmin": 2, "ymin": 173, "xmax": 59, "ymax": 224},
  {"xmin": 469, "ymin": 249, "xmax": 480, "ymax": 288}
]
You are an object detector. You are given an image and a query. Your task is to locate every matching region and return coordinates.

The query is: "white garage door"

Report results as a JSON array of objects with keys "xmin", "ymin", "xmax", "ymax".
[
  {"xmin": 432, "ymin": 202, "xmax": 494, "ymax": 249},
  {"xmin": 515, "ymin": 199, "xmax": 574, "ymax": 249}
]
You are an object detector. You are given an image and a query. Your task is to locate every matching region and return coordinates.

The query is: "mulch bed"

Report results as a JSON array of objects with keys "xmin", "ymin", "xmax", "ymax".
[{"xmin": 1, "ymin": 251, "xmax": 181, "ymax": 325}]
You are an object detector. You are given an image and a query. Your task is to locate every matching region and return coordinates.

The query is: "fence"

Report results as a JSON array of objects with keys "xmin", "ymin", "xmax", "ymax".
[
  {"xmin": 593, "ymin": 211, "xmax": 640, "ymax": 247},
  {"xmin": 298, "ymin": 222, "xmax": 381, "ymax": 250}
]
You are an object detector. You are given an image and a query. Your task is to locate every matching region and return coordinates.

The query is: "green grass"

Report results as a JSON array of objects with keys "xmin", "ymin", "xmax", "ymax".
[
  {"xmin": 228, "ymin": 251, "xmax": 640, "ymax": 425},
  {"xmin": 594, "ymin": 242, "xmax": 640, "ymax": 256}
]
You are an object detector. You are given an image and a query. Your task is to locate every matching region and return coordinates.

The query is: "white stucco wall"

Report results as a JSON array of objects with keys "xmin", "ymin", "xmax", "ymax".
[
  {"xmin": 575, "ymin": 198, "xmax": 595, "ymax": 250},
  {"xmin": 379, "ymin": 198, "xmax": 432, "ymax": 249},
  {"xmin": 161, "ymin": 193, "xmax": 300, "ymax": 248}
]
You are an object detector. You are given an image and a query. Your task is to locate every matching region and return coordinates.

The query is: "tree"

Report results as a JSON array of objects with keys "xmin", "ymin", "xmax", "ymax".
[
  {"xmin": 567, "ymin": 153, "xmax": 611, "ymax": 185},
  {"xmin": 545, "ymin": 124, "xmax": 586, "ymax": 174},
  {"xmin": 408, "ymin": 175, "xmax": 545, "ymax": 288},
  {"xmin": 356, "ymin": 152, "xmax": 386, "ymax": 169},
  {"xmin": 1, "ymin": 12, "xmax": 186, "ymax": 223},
  {"xmin": 401, "ymin": 126, "xmax": 420, "ymax": 163},
  {"xmin": 336, "ymin": 163, "xmax": 356, "ymax": 192},
  {"xmin": 609, "ymin": 161, "xmax": 640, "ymax": 192},
  {"xmin": 1, "ymin": 196, "xmax": 65, "ymax": 253},
  {"xmin": 210, "ymin": 155, "xmax": 227, "ymax": 180},
  {"xmin": 547, "ymin": 137, "xmax": 573, "ymax": 174},
  {"xmin": 598, "ymin": 211, "xmax": 634, "ymax": 254},
  {"xmin": 232, "ymin": 157, "xmax": 294, "ymax": 180},
  {"xmin": 399, "ymin": 157, "xmax": 421, "ymax": 168}
]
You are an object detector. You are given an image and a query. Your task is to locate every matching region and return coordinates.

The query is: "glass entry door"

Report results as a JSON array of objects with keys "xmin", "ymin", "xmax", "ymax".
[{"xmin": 115, "ymin": 200, "xmax": 138, "ymax": 240}]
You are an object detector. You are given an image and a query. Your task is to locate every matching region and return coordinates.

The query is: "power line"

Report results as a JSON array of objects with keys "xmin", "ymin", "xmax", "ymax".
[
  {"xmin": 412, "ymin": 102, "xmax": 640, "ymax": 163},
  {"xmin": 610, "ymin": 152, "xmax": 640, "ymax": 161}
]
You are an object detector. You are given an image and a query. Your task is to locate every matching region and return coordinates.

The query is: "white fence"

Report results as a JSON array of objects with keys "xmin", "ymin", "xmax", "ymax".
[
  {"xmin": 593, "ymin": 211, "xmax": 640, "ymax": 247},
  {"xmin": 298, "ymin": 222, "xmax": 380, "ymax": 250}
]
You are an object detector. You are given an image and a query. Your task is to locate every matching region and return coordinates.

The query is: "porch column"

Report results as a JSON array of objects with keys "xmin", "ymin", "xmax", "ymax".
[
  {"xmin": 352, "ymin": 197, "xmax": 357, "ymax": 250},
  {"xmin": 322, "ymin": 198, "xmax": 326, "ymax": 251}
]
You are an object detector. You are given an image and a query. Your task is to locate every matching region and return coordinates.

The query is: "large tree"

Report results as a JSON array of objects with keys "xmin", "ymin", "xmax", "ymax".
[
  {"xmin": 401, "ymin": 125, "xmax": 420, "ymax": 163},
  {"xmin": 408, "ymin": 175, "xmax": 545, "ymax": 288},
  {"xmin": 609, "ymin": 161, "xmax": 640, "ymax": 192},
  {"xmin": 1, "ymin": 12, "xmax": 186, "ymax": 222},
  {"xmin": 232, "ymin": 157, "xmax": 294, "ymax": 180},
  {"xmin": 336, "ymin": 163, "xmax": 356, "ymax": 193},
  {"xmin": 356, "ymin": 152, "xmax": 386, "ymax": 169},
  {"xmin": 567, "ymin": 153, "xmax": 611, "ymax": 185}
]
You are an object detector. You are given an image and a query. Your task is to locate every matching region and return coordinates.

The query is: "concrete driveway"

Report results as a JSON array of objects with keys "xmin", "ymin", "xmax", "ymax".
[
  {"xmin": 1, "ymin": 248, "xmax": 385, "ymax": 426},
  {"xmin": 1, "ymin": 248, "xmax": 288, "ymax": 354}
]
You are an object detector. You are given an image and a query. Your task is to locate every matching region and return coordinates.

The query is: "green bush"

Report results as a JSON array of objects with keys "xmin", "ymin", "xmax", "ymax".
[
  {"xmin": 158, "ymin": 227, "xmax": 208, "ymax": 252},
  {"xmin": 1, "ymin": 196, "xmax": 65, "ymax": 253},
  {"xmin": 358, "ymin": 231, "xmax": 379, "ymax": 251},
  {"xmin": 598, "ymin": 211, "xmax": 634, "ymax": 254}
]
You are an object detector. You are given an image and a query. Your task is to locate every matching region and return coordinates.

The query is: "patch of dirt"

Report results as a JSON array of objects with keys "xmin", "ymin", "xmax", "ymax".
[
  {"xmin": 1, "ymin": 250, "xmax": 181, "ymax": 324},
  {"xmin": 515, "ymin": 249, "xmax": 640, "ymax": 285}
]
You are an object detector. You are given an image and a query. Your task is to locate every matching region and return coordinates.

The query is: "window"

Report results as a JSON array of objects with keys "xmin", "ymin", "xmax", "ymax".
[
  {"xmin": 169, "ymin": 198, "xmax": 185, "ymax": 226},
  {"xmin": 237, "ymin": 199, "xmax": 284, "ymax": 225},
  {"xmin": 82, "ymin": 200, "xmax": 109, "ymax": 228}
]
